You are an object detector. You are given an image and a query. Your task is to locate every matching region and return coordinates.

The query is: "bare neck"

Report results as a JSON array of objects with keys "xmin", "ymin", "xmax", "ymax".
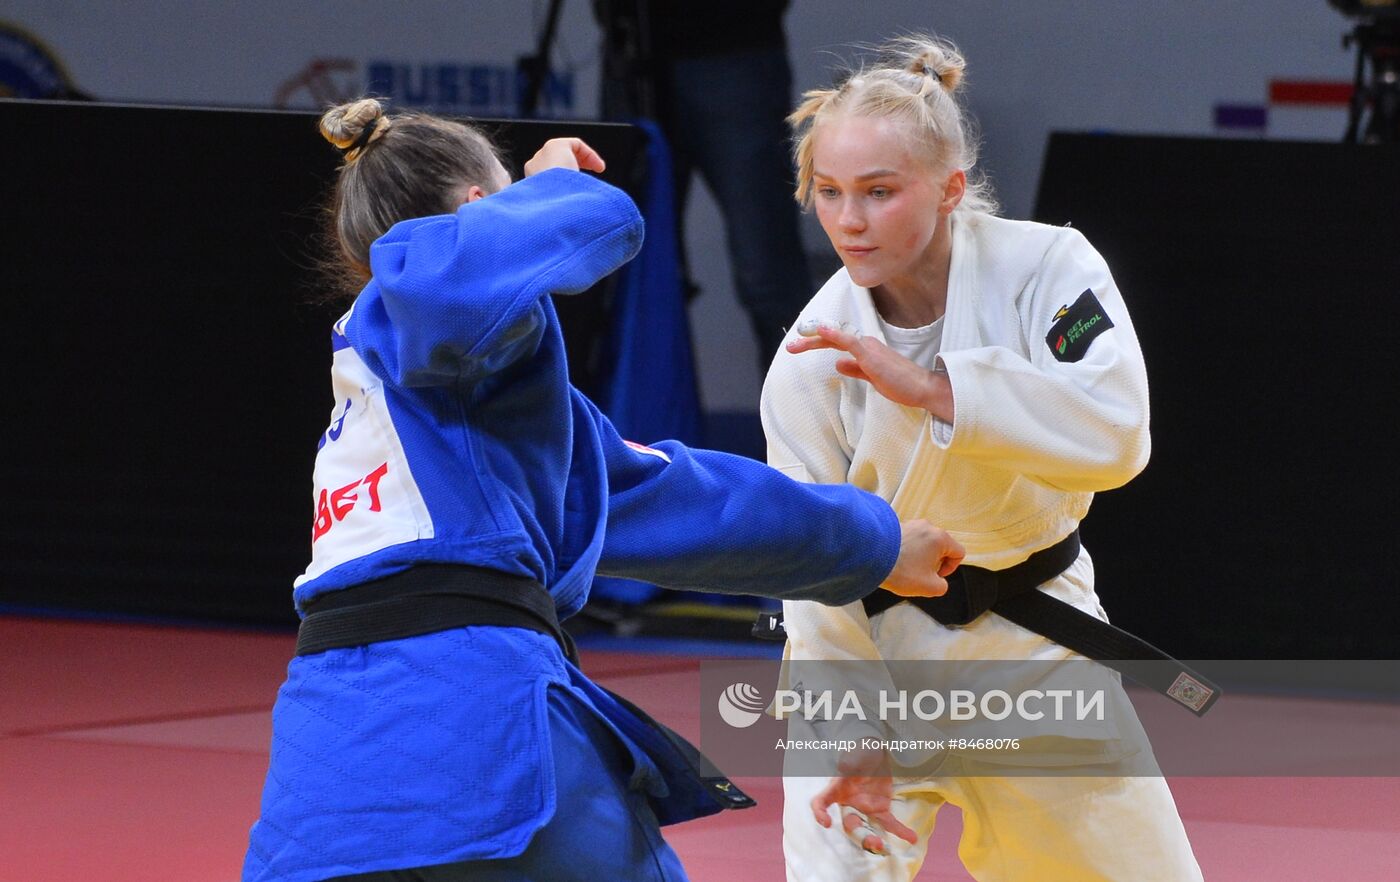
[{"xmin": 871, "ymin": 218, "xmax": 953, "ymax": 328}]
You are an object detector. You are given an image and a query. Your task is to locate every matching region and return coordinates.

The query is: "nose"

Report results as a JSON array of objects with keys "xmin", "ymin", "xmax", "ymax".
[{"xmin": 837, "ymin": 199, "xmax": 866, "ymax": 234}]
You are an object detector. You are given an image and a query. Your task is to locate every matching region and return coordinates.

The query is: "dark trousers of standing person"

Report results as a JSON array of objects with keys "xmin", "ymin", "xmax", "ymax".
[{"xmin": 606, "ymin": 46, "xmax": 813, "ymax": 373}]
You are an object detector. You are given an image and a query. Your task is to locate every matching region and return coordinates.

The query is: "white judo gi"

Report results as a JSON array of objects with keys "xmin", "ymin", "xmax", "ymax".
[{"xmin": 762, "ymin": 212, "xmax": 1203, "ymax": 881}]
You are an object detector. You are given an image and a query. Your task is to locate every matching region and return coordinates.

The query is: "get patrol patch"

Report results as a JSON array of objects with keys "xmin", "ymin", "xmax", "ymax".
[{"xmin": 1046, "ymin": 289, "xmax": 1114, "ymax": 363}]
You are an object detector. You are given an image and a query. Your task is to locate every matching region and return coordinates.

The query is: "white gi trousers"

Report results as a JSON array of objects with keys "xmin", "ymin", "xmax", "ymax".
[{"xmin": 778, "ymin": 558, "xmax": 1204, "ymax": 882}]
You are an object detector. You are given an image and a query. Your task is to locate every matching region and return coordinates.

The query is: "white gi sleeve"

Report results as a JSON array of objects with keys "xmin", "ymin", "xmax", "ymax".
[
  {"xmin": 761, "ymin": 353, "xmax": 899, "ymax": 746},
  {"xmin": 932, "ymin": 228, "xmax": 1151, "ymax": 492}
]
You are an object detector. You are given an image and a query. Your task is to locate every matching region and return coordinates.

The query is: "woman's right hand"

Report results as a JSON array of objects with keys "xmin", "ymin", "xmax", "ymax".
[
  {"xmin": 882, "ymin": 519, "xmax": 964, "ymax": 598},
  {"xmin": 524, "ymin": 137, "xmax": 606, "ymax": 176},
  {"xmin": 788, "ymin": 324, "xmax": 955, "ymax": 423}
]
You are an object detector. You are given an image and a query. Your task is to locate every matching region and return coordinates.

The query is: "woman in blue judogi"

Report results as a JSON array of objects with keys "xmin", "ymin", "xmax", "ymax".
[{"xmin": 241, "ymin": 98, "xmax": 962, "ymax": 882}]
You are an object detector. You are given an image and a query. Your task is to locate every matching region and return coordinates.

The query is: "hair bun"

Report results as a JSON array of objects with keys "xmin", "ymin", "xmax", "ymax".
[
  {"xmin": 896, "ymin": 37, "xmax": 965, "ymax": 95},
  {"xmin": 320, "ymin": 98, "xmax": 389, "ymax": 159}
]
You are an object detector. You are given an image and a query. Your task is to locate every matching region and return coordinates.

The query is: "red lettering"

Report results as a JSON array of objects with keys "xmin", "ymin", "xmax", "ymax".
[
  {"xmin": 312, "ymin": 488, "xmax": 334, "ymax": 541},
  {"xmin": 329, "ymin": 480, "xmax": 360, "ymax": 520},
  {"xmin": 310, "ymin": 462, "xmax": 392, "ymax": 543},
  {"xmin": 362, "ymin": 462, "xmax": 389, "ymax": 512}
]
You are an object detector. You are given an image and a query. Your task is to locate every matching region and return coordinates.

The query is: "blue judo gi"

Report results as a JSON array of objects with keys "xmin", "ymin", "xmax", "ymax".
[{"xmin": 242, "ymin": 169, "xmax": 901, "ymax": 882}]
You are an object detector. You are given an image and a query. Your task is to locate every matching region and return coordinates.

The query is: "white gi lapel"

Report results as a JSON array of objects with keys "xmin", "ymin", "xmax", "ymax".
[
  {"xmin": 842, "ymin": 279, "xmax": 922, "ymax": 501},
  {"xmin": 846, "ymin": 277, "xmax": 884, "ymax": 344},
  {"xmin": 942, "ymin": 212, "xmax": 981, "ymax": 356},
  {"xmin": 878, "ymin": 213, "xmax": 981, "ymax": 522}
]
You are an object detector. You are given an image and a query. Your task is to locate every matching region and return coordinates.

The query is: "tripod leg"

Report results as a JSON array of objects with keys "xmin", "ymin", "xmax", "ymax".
[{"xmin": 1344, "ymin": 28, "xmax": 1367, "ymax": 144}]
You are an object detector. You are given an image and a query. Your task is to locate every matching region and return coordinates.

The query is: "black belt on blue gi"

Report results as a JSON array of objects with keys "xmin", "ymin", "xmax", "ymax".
[
  {"xmin": 296, "ymin": 564, "xmax": 755, "ymax": 815},
  {"xmin": 753, "ymin": 531, "xmax": 1221, "ymax": 716}
]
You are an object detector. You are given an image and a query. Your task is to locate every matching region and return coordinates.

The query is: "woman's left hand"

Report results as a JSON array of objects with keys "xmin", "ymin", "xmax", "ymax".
[
  {"xmin": 810, "ymin": 748, "xmax": 918, "ymax": 855},
  {"xmin": 523, "ymin": 137, "xmax": 607, "ymax": 176},
  {"xmin": 788, "ymin": 324, "xmax": 954, "ymax": 422}
]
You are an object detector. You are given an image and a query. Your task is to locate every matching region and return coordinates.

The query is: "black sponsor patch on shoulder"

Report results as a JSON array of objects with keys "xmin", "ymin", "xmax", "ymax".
[{"xmin": 1046, "ymin": 289, "xmax": 1114, "ymax": 363}]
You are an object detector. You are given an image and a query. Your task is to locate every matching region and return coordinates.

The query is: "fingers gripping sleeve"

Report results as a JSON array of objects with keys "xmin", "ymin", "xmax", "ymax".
[
  {"xmin": 588, "ymin": 398, "xmax": 900, "ymax": 605},
  {"xmin": 933, "ymin": 229, "xmax": 1151, "ymax": 492},
  {"xmin": 348, "ymin": 169, "xmax": 644, "ymax": 386}
]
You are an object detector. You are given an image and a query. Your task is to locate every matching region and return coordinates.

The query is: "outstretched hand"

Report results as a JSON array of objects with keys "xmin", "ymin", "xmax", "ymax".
[
  {"xmin": 883, "ymin": 519, "xmax": 964, "ymax": 598},
  {"xmin": 524, "ymin": 137, "xmax": 607, "ymax": 176},
  {"xmin": 788, "ymin": 324, "xmax": 954, "ymax": 422},
  {"xmin": 811, "ymin": 749, "xmax": 918, "ymax": 855}
]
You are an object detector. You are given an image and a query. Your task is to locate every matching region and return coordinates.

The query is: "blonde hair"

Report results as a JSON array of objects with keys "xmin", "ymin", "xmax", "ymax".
[
  {"xmin": 790, "ymin": 34, "xmax": 997, "ymax": 216},
  {"xmin": 316, "ymin": 97, "xmax": 508, "ymax": 298},
  {"xmin": 320, "ymin": 97, "xmax": 393, "ymax": 163}
]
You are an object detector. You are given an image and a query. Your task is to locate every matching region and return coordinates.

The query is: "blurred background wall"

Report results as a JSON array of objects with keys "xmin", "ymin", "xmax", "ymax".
[
  {"xmin": 4, "ymin": 2, "xmax": 1394, "ymax": 655},
  {"xmin": 2, "ymin": 1, "xmax": 1360, "ymax": 413}
]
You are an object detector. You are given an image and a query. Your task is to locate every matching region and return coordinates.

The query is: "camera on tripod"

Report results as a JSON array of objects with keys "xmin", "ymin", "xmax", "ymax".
[{"xmin": 1328, "ymin": 0, "xmax": 1400, "ymax": 143}]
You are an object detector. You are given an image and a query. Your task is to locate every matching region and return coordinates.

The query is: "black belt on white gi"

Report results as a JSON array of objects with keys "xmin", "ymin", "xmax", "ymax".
[
  {"xmin": 753, "ymin": 531, "xmax": 1221, "ymax": 716},
  {"xmin": 296, "ymin": 564, "xmax": 755, "ymax": 813}
]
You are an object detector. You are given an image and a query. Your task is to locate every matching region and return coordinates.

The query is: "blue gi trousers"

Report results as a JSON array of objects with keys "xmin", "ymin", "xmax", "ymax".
[{"xmin": 327, "ymin": 687, "xmax": 690, "ymax": 882}]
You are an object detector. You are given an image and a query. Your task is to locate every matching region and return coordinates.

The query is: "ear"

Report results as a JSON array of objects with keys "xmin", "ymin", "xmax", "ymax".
[
  {"xmin": 940, "ymin": 169, "xmax": 966, "ymax": 215},
  {"xmin": 464, "ymin": 185, "xmax": 489, "ymax": 204}
]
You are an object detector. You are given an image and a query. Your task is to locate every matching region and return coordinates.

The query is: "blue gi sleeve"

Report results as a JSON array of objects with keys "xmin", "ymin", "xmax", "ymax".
[
  {"xmin": 584, "ymin": 397, "xmax": 901, "ymax": 606},
  {"xmin": 346, "ymin": 168, "xmax": 644, "ymax": 386}
]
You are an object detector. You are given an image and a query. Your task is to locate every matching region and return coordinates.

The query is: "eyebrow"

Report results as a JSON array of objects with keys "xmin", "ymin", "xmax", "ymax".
[{"xmin": 813, "ymin": 169, "xmax": 900, "ymax": 182}]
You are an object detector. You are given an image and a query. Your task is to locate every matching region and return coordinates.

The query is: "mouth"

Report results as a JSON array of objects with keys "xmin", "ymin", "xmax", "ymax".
[{"xmin": 842, "ymin": 246, "xmax": 877, "ymax": 257}]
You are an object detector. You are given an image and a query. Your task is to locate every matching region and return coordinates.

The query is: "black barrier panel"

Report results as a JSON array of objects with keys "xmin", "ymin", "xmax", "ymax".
[
  {"xmin": 1034, "ymin": 132, "xmax": 1400, "ymax": 659},
  {"xmin": 0, "ymin": 99, "xmax": 642, "ymax": 624}
]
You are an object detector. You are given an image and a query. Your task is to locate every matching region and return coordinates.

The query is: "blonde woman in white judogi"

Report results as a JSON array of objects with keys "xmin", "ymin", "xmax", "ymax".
[{"xmin": 765, "ymin": 35, "xmax": 1204, "ymax": 882}]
